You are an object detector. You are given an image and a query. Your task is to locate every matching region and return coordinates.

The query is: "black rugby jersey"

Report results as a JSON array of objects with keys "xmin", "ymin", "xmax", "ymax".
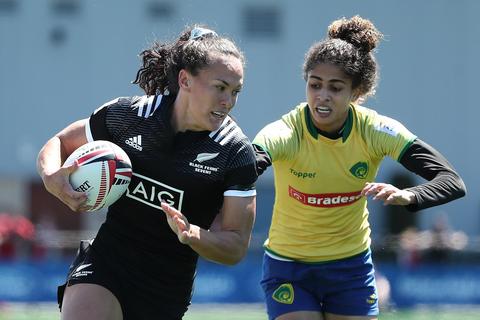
[{"xmin": 85, "ymin": 94, "xmax": 257, "ymax": 286}]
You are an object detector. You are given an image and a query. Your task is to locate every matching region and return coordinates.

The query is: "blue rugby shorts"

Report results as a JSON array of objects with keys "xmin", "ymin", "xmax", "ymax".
[{"xmin": 260, "ymin": 249, "xmax": 379, "ymax": 319}]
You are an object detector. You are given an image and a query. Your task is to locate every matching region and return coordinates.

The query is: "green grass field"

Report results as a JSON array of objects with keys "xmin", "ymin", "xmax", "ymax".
[{"xmin": 1, "ymin": 303, "xmax": 480, "ymax": 320}]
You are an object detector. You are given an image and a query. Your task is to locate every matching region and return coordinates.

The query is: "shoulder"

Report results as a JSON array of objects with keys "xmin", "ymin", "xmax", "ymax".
[
  {"xmin": 281, "ymin": 103, "xmax": 307, "ymax": 130},
  {"xmin": 353, "ymin": 104, "xmax": 409, "ymax": 136},
  {"xmin": 351, "ymin": 104, "xmax": 379, "ymax": 123},
  {"xmin": 253, "ymin": 103, "xmax": 306, "ymax": 161},
  {"xmin": 352, "ymin": 104, "xmax": 416, "ymax": 160},
  {"xmin": 210, "ymin": 117, "xmax": 256, "ymax": 161},
  {"xmin": 209, "ymin": 116, "xmax": 249, "ymax": 146},
  {"xmin": 94, "ymin": 96, "xmax": 134, "ymax": 112},
  {"xmin": 258, "ymin": 103, "xmax": 305, "ymax": 139},
  {"xmin": 130, "ymin": 95, "xmax": 170, "ymax": 118},
  {"xmin": 95, "ymin": 95, "xmax": 169, "ymax": 117}
]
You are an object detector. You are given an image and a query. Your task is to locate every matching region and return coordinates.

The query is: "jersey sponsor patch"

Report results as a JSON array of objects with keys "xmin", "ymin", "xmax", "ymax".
[
  {"xmin": 126, "ymin": 173, "xmax": 184, "ymax": 211},
  {"xmin": 374, "ymin": 122, "xmax": 399, "ymax": 136},
  {"xmin": 288, "ymin": 186, "xmax": 362, "ymax": 207}
]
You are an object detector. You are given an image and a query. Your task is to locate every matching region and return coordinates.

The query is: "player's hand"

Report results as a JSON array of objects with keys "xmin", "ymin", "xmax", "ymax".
[
  {"xmin": 361, "ymin": 182, "xmax": 416, "ymax": 206},
  {"xmin": 161, "ymin": 202, "xmax": 198, "ymax": 245},
  {"xmin": 42, "ymin": 160, "xmax": 89, "ymax": 212}
]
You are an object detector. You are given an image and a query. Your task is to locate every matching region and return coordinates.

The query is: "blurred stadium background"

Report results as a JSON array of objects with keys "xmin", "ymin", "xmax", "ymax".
[{"xmin": 1, "ymin": 0, "xmax": 479, "ymax": 319}]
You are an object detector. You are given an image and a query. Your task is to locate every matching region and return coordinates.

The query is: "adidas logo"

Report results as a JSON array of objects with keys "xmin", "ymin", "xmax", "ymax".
[{"xmin": 125, "ymin": 135, "xmax": 143, "ymax": 151}]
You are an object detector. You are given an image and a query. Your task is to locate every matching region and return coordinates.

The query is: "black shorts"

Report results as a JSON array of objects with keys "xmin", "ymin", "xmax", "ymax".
[{"xmin": 58, "ymin": 240, "xmax": 191, "ymax": 320}]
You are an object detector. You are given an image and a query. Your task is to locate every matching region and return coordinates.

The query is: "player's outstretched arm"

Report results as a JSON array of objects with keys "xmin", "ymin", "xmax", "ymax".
[
  {"xmin": 37, "ymin": 119, "xmax": 89, "ymax": 212},
  {"xmin": 362, "ymin": 139, "xmax": 466, "ymax": 210},
  {"xmin": 162, "ymin": 195, "xmax": 256, "ymax": 265}
]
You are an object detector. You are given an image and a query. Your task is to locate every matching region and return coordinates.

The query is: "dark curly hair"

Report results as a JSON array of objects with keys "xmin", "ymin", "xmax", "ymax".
[
  {"xmin": 303, "ymin": 15, "xmax": 383, "ymax": 100},
  {"xmin": 133, "ymin": 25, "xmax": 245, "ymax": 96}
]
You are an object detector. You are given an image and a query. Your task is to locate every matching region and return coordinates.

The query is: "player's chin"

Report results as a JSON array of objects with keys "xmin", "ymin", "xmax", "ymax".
[{"xmin": 208, "ymin": 116, "xmax": 226, "ymax": 131}]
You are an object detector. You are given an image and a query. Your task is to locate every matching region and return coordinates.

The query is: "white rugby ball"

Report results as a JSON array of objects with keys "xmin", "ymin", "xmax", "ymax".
[{"xmin": 63, "ymin": 140, "xmax": 132, "ymax": 212}]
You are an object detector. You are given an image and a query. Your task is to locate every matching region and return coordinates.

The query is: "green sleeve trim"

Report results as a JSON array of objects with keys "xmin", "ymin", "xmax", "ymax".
[
  {"xmin": 341, "ymin": 107, "xmax": 354, "ymax": 142},
  {"xmin": 304, "ymin": 105, "xmax": 318, "ymax": 139},
  {"xmin": 397, "ymin": 137, "xmax": 417, "ymax": 162}
]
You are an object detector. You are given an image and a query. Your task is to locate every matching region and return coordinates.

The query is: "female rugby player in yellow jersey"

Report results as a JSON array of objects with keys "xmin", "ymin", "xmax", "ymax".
[{"xmin": 253, "ymin": 16, "xmax": 466, "ymax": 320}]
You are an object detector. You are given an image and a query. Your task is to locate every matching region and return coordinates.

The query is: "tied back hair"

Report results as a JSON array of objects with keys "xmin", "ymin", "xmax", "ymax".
[
  {"xmin": 303, "ymin": 15, "xmax": 383, "ymax": 100},
  {"xmin": 133, "ymin": 25, "xmax": 244, "ymax": 96}
]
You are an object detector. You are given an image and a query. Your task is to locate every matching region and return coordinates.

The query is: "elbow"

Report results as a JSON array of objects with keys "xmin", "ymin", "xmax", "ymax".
[
  {"xmin": 458, "ymin": 178, "xmax": 467, "ymax": 198},
  {"xmin": 223, "ymin": 258, "xmax": 241, "ymax": 266},
  {"xmin": 444, "ymin": 171, "xmax": 467, "ymax": 200},
  {"xmin": 223, "ymin": 248, "xmax": 247, "ymax": 266},
  {"xmin": 221, "ymin": 243, "xmax": 249, "ymax": 266},
  {"xmin": 452, "ymin": 171, "xmax": 467, "ymax": 199}
]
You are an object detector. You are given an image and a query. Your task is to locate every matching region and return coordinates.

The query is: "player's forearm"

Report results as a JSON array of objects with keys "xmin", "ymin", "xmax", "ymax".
[
  {"xmin": 399, "ymin": 138, "xmax": 466, "ymax": 211},
  {"xmin": 188, "ymin": 226, "xmax": 250, "ymax": 265},
  {"xmin": 37, "ymin": 136, "xmax": 63, "ymax": 179},
  {"xmin": 405, "ymin": 171, "xmax": 466, "ymax": 211}
]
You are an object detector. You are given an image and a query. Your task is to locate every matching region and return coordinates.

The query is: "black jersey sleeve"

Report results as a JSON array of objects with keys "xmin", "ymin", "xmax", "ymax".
[
  {"xmin": 253, "ymin": 143, "xmax": 272, "ymax": 177},
  {"xmin": 224, "ymin": 142, "xmax": 258, "ymax": 191},
  {"xmin": 399, "ymin": 139, "xmax": 466, "ymax": 212},
  {"xmin": 89, "ymin": 100, "xmax": 112, "ymax": 141},
  {"xmin": 88, "ymin": 97, "xmax": 136, "ymax": 141}
]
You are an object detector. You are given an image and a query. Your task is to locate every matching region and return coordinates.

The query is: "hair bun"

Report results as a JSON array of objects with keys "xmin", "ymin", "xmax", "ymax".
[{"xmin": 328, "ymin": 15, "xmax": 382, "ymax": 52}]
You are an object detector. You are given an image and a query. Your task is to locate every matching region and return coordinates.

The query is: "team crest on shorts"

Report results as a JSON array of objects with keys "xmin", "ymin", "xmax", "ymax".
[
  {"xmin": 366, "ymin": 293, "xmax": 377, "ymax": 304},
  {"xmin": 272, "ymin": 283, "xmax": 294, "ymax": 304}
]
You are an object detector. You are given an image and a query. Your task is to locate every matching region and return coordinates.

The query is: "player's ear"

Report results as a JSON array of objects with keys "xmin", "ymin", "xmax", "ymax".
[{"xmin": 178, "ymin": 69, "xmax": 192, "ymax": 91}]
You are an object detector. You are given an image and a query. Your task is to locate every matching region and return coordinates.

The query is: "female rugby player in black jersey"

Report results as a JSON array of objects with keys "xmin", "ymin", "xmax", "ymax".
[{"xmin": 37, "ymin": 25, "xmax": 257, "ymax": 320}]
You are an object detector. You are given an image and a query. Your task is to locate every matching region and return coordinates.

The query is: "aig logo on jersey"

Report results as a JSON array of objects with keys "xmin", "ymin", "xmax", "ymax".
[{"xmin": 126, "ymin": 173, "xmax": 184, "ymax": 211}]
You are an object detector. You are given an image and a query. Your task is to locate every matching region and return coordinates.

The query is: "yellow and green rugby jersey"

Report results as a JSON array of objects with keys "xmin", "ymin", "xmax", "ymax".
[{"xmin": 254, "ymin": 103, "xmax": 416, "ymax": 262}]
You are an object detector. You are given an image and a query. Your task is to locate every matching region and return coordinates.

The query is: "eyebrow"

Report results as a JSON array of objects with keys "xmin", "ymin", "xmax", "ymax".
[
  {"xmin": 216, "ymin": 79, "xmax": 243, "ymax": 89},
  {"xmin": 309, "ymin": 75, "xmax": 346, "ymax": 84}
]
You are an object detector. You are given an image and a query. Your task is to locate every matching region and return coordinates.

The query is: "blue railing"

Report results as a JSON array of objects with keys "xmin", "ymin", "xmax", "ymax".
[{"xmin": 1, "ymin": 257, "xmax": 480, "ymax": 307}]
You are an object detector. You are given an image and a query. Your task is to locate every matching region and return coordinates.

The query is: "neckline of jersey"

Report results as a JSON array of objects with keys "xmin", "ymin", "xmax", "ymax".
[{"xmin": 303, "ymin": 104, "xmax": 353, "ymax": 142}]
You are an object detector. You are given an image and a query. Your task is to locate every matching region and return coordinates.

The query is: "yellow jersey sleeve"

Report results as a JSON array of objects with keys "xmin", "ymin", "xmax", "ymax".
[
  {"xmin": 358, "ymin": 106, "xmax": 417, "ymax": 161},
  {"xmin": 253, "ymin": 105, "xmax": 303, "ymax": 162}
]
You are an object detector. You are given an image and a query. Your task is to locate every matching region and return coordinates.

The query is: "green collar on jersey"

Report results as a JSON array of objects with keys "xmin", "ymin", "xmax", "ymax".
[{"xmin": 304, "ymin": 104, "xmax": 353, "ymax": 142}]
